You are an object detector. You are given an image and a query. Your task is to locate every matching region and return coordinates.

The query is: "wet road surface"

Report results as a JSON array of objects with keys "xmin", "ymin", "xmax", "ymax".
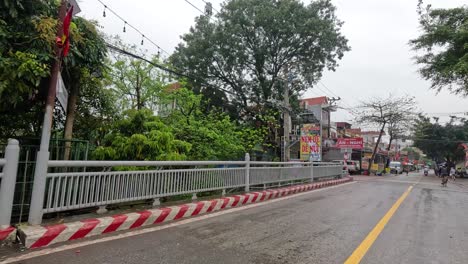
[{"xmin": 2, "ymin": 173, "xmax": 468, "ymax": 264}]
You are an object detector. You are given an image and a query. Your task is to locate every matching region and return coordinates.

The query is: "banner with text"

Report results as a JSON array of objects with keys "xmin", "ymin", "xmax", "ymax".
[
  {"xmin": 336, "ymin": 137, "xmax": 363, "ymax": 149},
  {"xmin": 300, "ymin": 124, "xmax": 322, "ymax": 161}
]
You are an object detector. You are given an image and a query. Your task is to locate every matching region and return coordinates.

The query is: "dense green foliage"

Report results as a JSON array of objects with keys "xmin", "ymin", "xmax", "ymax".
[
  {"xmin": 171, "ymin": 0, "xmax": 349, "ymax": 118},
  {"xmin": 413, "ymin": 115, "xmax": 468, "ymax": 162},
  {"xmin": 0, "ymin": 0, "xmax": 351, "ymax": 161},
  {"xmin": 94, "ymin": 87, "xmax": 266, "ymax": 161},
  {"xmin": 411, "ymin": 2, "xmax": 468, "ymax": 96},
  {"xmin": 0, "ymin": 0, "xmax": 112, "ymax": 140},
  {"xmin": 93, "ymin": 109, "xmax": 191, "ymax": 161},
  {"xmin": 61, "ymin": 17, "xmax": 114, "ymax": 145},
  {"xmin": 401, "ymin": 147, "xmax": 422, "ymax": 161},
  {"xmin": 0, "ymin": 0, "xmax": 58, "ymax": 137},
  {"xmin": 106, "ymin": 39, "xmax": 165, "ymax": 112}
]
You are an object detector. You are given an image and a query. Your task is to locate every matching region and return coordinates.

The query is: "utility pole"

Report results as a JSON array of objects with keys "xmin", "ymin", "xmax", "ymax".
[
  {"xmin": 29, "ymin": 0, "xmax": 68, "ymax": 225},
  {"xmin": 326, "ymin": 97, "xmax": 341, "ymax": 138},
  {"xmin": 283, "ymin": 65, "xmax": 291, "ymax": 162}
]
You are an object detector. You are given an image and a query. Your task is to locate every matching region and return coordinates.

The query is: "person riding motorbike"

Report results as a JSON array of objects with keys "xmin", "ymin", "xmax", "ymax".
[{"xmin": 423, "ymin": 166, "xmax": 429, "ymax": 176}]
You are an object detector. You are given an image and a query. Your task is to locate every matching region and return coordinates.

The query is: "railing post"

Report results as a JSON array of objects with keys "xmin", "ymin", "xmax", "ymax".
[
  {"xmin": 245, "ymin": 153, "xmax": 250, "ymax": 192},
  {"xmin": 28, "ymin": 149, "xmax": 50, "ymax": 225},
  {"xmin": 0, "ymin": 139, "xmax": 20, "ymax": 228},
  {"xmin": 310, "ymin": 161, "xmax": 314, "ymax": 183}
]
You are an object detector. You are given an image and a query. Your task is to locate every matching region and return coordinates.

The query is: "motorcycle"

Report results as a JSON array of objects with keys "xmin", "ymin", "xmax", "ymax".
[
  {"xmin": 456, "ymin": 168, "xmax": 467, "ymax": 178},
  {"xmin": 424, "ymin": 170, "xmax": 428, "ymax": 176}
]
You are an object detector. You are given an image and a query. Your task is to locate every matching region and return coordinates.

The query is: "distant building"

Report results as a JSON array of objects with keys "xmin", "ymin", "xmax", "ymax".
[
  {"xmin": 156, "ymin": 82, "xmax": 182, "ymax": 116},
  {"xmin": 336, "ymin": 122, "xmax": 351, "ymax": 138},
  {"xmin": 299, "ymin": 96, "xmax": 336, "ymax": 139},
  {"xmin": 335, "ymin": 122, "xmax": 361, "ymax": 138}
]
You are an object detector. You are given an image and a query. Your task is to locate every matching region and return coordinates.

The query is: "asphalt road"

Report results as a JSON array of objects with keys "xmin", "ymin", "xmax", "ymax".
[{"xmin": 2, "ymin": 173, "xmax": 468, "ymax": 264}]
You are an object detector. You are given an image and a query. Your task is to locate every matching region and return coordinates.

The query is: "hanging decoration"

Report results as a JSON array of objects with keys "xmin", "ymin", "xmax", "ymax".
[{"xmin": 98, "ymin": 0, "xmax": 170, "ymax": 58}]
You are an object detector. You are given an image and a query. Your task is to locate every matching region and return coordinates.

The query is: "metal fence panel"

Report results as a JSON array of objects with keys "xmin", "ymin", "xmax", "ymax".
[
  {"xmin": 313, "ymin": 165, "xmax": 343, "ymax": 178},
  {"xmin": 43, "ymin": 167, "xmax": 246, "ymax": 213},
  {"xmin": 39, "ymin": 160, "xmax": 342, "ymax": 214},
  {"xmin": 0, "ymin": 139, "xmax": 90, "ymax": 224},
  {"xmin": 250, "ymin": 166, "xmax": 310, "ymax": 184}
]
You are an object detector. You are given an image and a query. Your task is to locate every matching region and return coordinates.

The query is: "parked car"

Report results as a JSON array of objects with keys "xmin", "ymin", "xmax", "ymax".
[
  {"xmin": 333, "ymin": 160, "xmax": 359, "ymax": 174},
  {"xmin": 389, "ymin": 161, "xmax": 403, "ymax": 174}
]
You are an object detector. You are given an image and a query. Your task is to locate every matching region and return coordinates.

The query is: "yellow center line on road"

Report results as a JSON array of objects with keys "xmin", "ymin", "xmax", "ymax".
[{"xmin": 344, "ymin": 185, "xmax": 414, "ymax": 264}]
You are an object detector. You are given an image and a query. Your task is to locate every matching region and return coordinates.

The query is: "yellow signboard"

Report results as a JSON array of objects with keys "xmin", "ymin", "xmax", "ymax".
[{"xmin": 300, "ymin": 124, "xmax": 321, "ymax": 161}]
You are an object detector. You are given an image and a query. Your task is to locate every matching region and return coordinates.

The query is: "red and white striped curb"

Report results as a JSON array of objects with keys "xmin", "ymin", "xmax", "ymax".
[
  {"xmin": 0, "ymin": 226, "xmax": 15, "ymax": 242},
  {"xmin": 18, "ymin": 177, "xmax": 352, "ymax": 249}
]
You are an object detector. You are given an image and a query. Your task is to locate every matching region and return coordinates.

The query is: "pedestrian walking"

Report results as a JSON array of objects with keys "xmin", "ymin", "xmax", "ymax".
[
  {"xmin": 441, "ymin": 166, "xmax": 449, "ymax": 187},
  {"xmin": 450, "ymin": 167, "xmax": 456, "ymax": 181}
]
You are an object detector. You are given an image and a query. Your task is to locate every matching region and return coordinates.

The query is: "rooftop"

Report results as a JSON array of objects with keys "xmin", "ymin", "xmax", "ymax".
[{"xmin": 300, "ymin": 96, "xmax": 328, "ymax": 106}]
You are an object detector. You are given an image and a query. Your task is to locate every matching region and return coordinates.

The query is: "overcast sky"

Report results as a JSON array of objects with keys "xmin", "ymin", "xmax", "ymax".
[{"xmin": 78, "ymin": 0, "xmax": 467, "ymax": 125}]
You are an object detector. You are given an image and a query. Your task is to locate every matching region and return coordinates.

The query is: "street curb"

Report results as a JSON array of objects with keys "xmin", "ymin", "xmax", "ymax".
[
  {"xmin": 0, "ymin": 226, "xmax": 15, "ymax": 242},
  {"xmin": 18, "ymin": 177, "xmax": 353, "ymax": 249}
]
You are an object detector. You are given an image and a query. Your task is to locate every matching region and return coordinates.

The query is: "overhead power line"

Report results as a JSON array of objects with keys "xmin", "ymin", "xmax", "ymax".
[
  {"xmin": 96, "ymin": 0, "xmax": 171, "ymax": 57},
  {"xmin": 319, "ymin": 81, "xmax": 340, "ymax": 98},
  {"xmin": 312, "ymin": 85, "xmax": 332, "ymax": 97},
  {"xmin": 183, "ymin": 0, "xmax": 217, "ymax": 20},
  {"xmin": 184, "ymin": 0, "xmax": 206, "ymax": 14},
  {"xmin": 106, "ymin": 42, "xmax": 236, "ymax": 96},
  {"xmin": 199, "ymin": 0, "xmax": 219, "ymax": 13},
  {"xmin": 319, "ymin": 81, "xmax": 354, "ymax": 109}
]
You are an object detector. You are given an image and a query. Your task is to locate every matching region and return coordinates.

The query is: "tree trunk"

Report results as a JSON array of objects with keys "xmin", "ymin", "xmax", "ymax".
[
  {"xmin": 384, "ymin": 135, "xmax": 394, "ymax": 169},
  {"xmin": 387, "ymin": 135, "xmax": 393, "ymax": 151},
  {"xmin": 136, "ymin": 74, "xmax": 141, "ymax": 110},
  {"xmin": 369, "ymin": 123, "xmax": 386, "ymax": 174},
  {"xmin": 63, "ymin": 84, "xmax": 78, "ymax": 160}
]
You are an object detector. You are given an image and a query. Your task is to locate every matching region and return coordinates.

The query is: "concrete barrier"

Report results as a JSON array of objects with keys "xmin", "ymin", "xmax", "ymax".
[
  {"xmin": 0, "ymin": 226, "xmax": 16, "ymax": 242},
  {"xmin": 18, "ymin": 177, "xmax": 353, "ymax": 249}
]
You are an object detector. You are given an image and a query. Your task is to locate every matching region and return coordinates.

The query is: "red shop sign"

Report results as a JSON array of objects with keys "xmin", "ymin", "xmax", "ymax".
[{"xmin": 336, "ymin": 138, "xmax": 363, "ymax": 149}]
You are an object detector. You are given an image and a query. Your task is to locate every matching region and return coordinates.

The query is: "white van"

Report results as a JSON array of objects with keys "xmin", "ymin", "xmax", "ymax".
[
  {"xmin": 389, "ymin": 161, "xmax": 403, "ymax": 174},
  {"xmin": 333, "ymin": 160, "xmax": 359, "ymax": 174}
]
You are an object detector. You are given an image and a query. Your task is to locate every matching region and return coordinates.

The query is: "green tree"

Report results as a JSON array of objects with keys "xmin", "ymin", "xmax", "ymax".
[
  {"xmin": 171, "ymin": 0, "xmax": 350, "ymax": 118},
  {"xmin": 107, "ymin": 38, "xmax": 166, "ymax": 113},
  {"xmin": 0, "ymin": 0, "xmax": 114, "ymax": 148},
  {"xmin": 410, "ymin": 1, "xmax": 468, "ymax": 96},
  {"xmin": 413, "ymin": 115, "xmax": 468, "ymax": 163},
  {"xmin": 161, "ymin": 86, "xmax": 265, "ymax": 160},
  {"xmin": 93, "ymin": 109, "xmax": 191, "ymax": 161},
  {"xmin": 0, "ymin": 0, "xmax": 58, "ymax": 137},
  {"xmin": 61, "ymin": 17, "xmax": 110, "ymax": 159},
  {"xmin": 401, "ymin": 147, "xmax": 422, "ymax": 161}
]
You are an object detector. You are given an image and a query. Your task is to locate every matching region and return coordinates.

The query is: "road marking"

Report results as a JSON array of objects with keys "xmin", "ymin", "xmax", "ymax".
[
  {"xmin": 344, "ymin": 185, "xmax": 413, "ymax": 264},
  {"xmin": 0, "ymin": 181, "xmax": 356, "ymax": 264}
]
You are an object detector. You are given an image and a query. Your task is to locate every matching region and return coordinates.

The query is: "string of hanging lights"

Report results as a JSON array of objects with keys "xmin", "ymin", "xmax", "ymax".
[{"xmin": 96, "ymin": 0, "xmax": 170, "ymax": 58}]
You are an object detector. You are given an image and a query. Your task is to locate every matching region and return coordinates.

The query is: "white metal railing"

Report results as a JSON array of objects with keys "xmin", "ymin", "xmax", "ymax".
[
  {"xmin": 0, "ymin": 158, "xmax": 5, "ymax": 179},
  {"xmin": 43, "ymin": 167, "xmax": 246, "ymax": 213},
  {"xmin": 0, "ymin": 139, "xmax": 20, "ymax": 227},
  {"xmin": 28, "ymin": 153, "xmax": 342, "ymax": 223}
]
